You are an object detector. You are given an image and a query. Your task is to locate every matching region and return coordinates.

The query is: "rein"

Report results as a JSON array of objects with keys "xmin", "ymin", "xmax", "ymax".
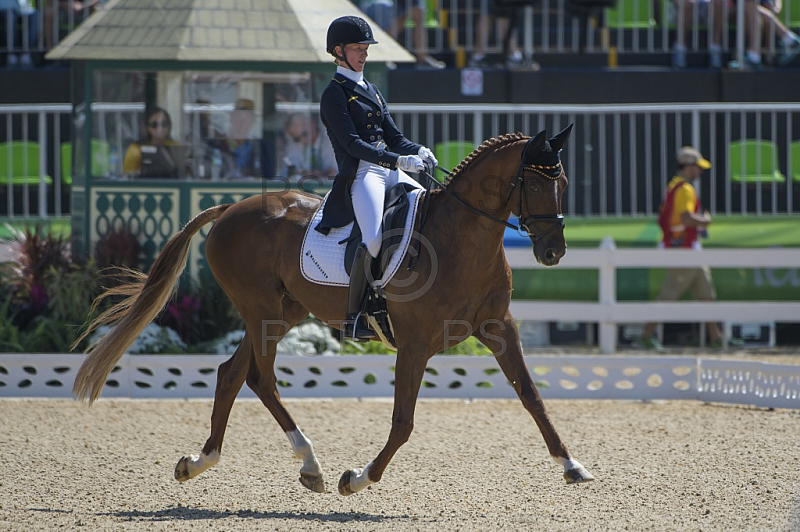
[{"xmin": 418, "ymin": 138, "xmax": 565, "ymax": 244}]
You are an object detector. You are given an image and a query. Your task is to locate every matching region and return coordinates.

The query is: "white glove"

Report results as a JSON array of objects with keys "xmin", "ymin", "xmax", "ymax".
[
  {"xmin": 418, "ymin": 146, "xmax": 438, "ymax": 175},
  {"xmin": 397, "ymin": 154, "xmax": 425, "ymax": 174}
]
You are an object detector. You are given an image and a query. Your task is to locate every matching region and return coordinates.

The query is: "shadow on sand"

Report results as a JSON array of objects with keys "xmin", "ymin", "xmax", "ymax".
[{"xmin": 102, "ymin": 506, "xmax": 407, "ymax": 524}]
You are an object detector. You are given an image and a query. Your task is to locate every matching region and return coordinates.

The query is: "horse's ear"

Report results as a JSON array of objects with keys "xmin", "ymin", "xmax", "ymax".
[
  {"xmin": 548, "ymin": 124, "xmax": 574, "ymax": 153},
  {"xmin": 526, "ymin": 130, "xmax": 548, "ymax": 160}
]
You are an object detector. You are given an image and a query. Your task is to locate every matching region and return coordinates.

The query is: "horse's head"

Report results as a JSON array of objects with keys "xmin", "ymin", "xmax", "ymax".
[{"xmin": 516, "ymin": 125, "xmax": 572, "ymax": 266}]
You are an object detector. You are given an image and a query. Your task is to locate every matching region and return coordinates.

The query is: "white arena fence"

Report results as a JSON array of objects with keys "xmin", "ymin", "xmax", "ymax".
[
  {"xmin": 1, "ymin": 353, "xmax": 798, "ymax": 410},
  {"xmin": 3, "ymin": 102, "xmax": 800, "ymax": 218},
  {"xmin": 507, "ymin": 239, "xmax": 800, "ymax": 353}
]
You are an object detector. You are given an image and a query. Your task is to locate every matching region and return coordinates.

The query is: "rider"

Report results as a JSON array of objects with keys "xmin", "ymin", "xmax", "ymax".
[{"xmin": 317, "ymin": 15, "xmax": 437, "ymax": 340}]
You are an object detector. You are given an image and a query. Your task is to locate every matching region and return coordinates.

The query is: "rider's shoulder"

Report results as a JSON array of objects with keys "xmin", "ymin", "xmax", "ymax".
[{"xmin": 322, "ymin": 78, "xmax": 350, "ymax": 96}]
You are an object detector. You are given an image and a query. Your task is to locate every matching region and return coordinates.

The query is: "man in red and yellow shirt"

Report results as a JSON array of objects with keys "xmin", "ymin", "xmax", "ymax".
[
  {"xmin": 658, "ymin": 147, "xmax": 711, "ymax": 250},
  {"xmin": 637, "ymin": 147, "xmax": 741, "ymax": 350}
]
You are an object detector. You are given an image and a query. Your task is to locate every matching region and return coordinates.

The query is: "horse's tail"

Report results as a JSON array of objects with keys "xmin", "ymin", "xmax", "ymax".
[{"xmin": 72, "ymin": 203, "xmax": 233, "ymax": 404}]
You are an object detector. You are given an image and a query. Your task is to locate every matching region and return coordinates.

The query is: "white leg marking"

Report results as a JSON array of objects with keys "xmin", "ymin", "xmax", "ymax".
[
  {"xmin": 348, "ymin": 461, "xmax": 375, "ymax": 493},
  {"xmin": 552, "ymin": 455, "xmax": 584, "ymax": 472},
  {"xmin": 287, "ymin": 428, "xmax": 322, "ymax": 478},
  {"xmin": 183, "ymin": 450, "xmax": 220, "ymax": 479}
]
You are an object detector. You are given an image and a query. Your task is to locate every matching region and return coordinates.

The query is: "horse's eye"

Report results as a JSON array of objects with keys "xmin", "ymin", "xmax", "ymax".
[{"xmin": 529, "ymin": 183, "xmax": 539, "ymax": 192}]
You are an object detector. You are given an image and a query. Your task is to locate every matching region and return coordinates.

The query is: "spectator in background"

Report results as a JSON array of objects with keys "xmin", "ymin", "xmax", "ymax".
[
  {"xmin": 122, "ymin": 106, "xmax": 180, "ymax": 177},
  {"xmin": 670, "ymin": 0, "xmax": 724, "ymax": 68},
  {"xmin": 635, "ymin": 147, "xmax": 743, "ymax": 351},
  {"xmin": 359, "ymin": 0, "xmax": 445, "ymax": 69},
  {"xmin": 727, "ymin": 0, "xmax": 800, "ymax": 68},
  {"xmin": 735, "ymin": 0, "xmax": 770, "ymax": 68},
  {"xmin": 206, "ymin": 98, "xmax": 275, "ymax": 180},
  {"xmin": 668, "ymin": 0, "xmax": 800, "ymax": 68},
  {"xmin": 767, "ymin": 0, "xmax": 800, "ymax": 65},
  {"xmin": 43, "ymin": 0, "xmax": 99, "ymax": 50},
  {"xmin": 280, "ymin": 114, "xmax": 337, "ymax": 180},
  {"xmin": 468, "ymin": 0, "xmax": 539, "ymax": 70},
  {"xmin": 1, "ymin": 0, "xmax": 38, "ymax": 68}
]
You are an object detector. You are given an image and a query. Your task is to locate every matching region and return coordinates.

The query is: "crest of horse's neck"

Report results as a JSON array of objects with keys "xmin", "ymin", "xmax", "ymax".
[{"xmin": 445, "ymin": 158, "xmax": 514, "ymax": 240}]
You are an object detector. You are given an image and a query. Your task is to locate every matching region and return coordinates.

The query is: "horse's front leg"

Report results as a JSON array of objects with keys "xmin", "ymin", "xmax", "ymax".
[
  {"xmin": 338, "ymin": 348, "xmax": 428, "ymax": 495},
  {"xmin": 475, "ymin": 315, "xmax": 594, "ymax": 484}
]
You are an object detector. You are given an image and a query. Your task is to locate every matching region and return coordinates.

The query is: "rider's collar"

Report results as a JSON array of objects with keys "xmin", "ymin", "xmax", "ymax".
[{"xmin": 337, "ymin": 66, "xmax": 367, "ymax": 88}]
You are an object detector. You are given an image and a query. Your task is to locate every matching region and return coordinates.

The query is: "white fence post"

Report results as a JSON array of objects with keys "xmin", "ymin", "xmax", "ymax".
[
  {"xmin": 598, "ymin": 236, "xmax": 617, "ymax": 353},
  {"xmin": 38, "ymin": 112, "xmax": 48, "ymax": 216}
]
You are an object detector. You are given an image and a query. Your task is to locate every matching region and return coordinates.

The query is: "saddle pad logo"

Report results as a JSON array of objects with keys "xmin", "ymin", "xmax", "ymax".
[{"xmin": 304, "ymin": 250, "xmax": 328, "ymax": 279}]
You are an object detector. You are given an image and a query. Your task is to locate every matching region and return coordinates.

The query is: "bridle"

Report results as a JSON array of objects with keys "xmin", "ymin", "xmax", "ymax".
[
  {"xmin": 421, "ymin": 137, "xmax": 565, "ymax": 245},
  {"xmin": 507, "ymin": 136, "xmax": 565, "ymax": 244}
]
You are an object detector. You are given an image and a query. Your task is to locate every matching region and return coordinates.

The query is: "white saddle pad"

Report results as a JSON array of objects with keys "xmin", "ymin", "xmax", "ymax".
[{"xmin": 301, "ymin": 188, "xmax": 425, "ymax": 288}]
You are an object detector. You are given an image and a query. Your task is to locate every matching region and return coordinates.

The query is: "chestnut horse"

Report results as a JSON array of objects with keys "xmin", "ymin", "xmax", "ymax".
[{"xmin": 73, "ymin": 126, "xmax": 594, "ymax": 496}]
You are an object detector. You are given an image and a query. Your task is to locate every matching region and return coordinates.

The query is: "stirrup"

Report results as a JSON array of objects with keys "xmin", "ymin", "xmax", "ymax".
[{"xmin": 343, "ymin": 311, "xmax": 375, "ymax": 341}]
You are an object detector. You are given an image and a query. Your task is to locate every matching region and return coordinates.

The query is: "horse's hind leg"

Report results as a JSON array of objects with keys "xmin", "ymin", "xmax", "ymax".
[
  {"xmin": 175, "ymin": 332, "xmax": 252, "ymax": 482},
  {"xmin": 245, "ymin": 298, "xmax": 325, "ymax": 493},
  {"xmin": 476, "ymin": 315, "xmax": 594, "ymax": 484}
]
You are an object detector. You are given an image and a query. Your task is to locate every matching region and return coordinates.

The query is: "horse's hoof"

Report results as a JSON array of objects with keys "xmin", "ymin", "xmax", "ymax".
[
  {"xmin": 174, "ymin": 456, "xmax": 192, "ymax": 482},
  {"xmin": 300, "ymin": 472, "xmax": 326, "ymax": 493},
  {"xmin": 564, "ymin": 466, "xmax": 595, "ymax": 484},
  {"xmin": 338, "ymin": 470, "xmax": 356, "ymax": 496}
]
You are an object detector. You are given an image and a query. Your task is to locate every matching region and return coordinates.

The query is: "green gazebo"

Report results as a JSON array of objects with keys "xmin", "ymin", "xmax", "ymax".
[{"xmin": 46, "ymin": 0, "xmax": 414, "ymax": 270}]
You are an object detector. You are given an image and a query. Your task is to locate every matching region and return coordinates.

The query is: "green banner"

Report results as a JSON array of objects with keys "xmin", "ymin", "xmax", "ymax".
[{"xmin": 511, "ymin": 267, "xmax": 800, "ymax": 302}]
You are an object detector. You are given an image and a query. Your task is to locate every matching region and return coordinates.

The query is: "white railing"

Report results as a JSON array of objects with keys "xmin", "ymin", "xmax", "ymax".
[
  {"xmin": 506, "ymin": 239, "xmax": 800, "ymax": 353},
  {"xmin": 98, "ymin": 101, "xmax": 800, "ymax": 218},
  {"xmin": 1, "ymin": 353, "xmax": 798, "ymax": 409},
  {"xmin": 391, "ymin": 102, "xmax": 800, "ymax": 217},
  {"xmin": 4, "ymin": 102, "xmax": 800, "ymax": 218},
  {"xmin": 0, "ymin": 103, "xmax": 71, "ymax": 217}
]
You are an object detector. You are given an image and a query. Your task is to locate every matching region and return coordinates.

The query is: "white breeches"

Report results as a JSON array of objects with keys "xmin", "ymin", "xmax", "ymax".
[{"xmin": 351, "ymin": 160, "xmax": 424, "ymax": 258}]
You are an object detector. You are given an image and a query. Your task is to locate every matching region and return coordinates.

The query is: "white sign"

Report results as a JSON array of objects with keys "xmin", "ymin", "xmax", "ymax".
[{"xmin": 461, "ymin": 68, "xmax": 483, "ymax": 96}]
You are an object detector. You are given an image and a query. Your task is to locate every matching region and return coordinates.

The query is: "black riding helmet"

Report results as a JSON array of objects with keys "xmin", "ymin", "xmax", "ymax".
[{"xmin": 326, "ymin": 16, "xmax": 378, "ymax": 69}]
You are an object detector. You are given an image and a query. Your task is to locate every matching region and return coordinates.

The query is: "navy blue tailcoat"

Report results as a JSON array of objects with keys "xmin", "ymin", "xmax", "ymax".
[{"xmin": 316, "ymin": 72, "xmax": 420, "ymax": 234}]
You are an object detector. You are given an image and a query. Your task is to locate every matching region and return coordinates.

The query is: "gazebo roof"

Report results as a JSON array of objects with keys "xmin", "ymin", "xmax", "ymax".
[{"xmin": 46, "ymin": 0, "xmax": 415, "ymax": 63}]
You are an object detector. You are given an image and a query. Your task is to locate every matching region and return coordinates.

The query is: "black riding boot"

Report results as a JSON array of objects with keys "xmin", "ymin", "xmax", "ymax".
[{"xmin": 343, "ymin": 243, "xmax": 376, "ymax": 341}]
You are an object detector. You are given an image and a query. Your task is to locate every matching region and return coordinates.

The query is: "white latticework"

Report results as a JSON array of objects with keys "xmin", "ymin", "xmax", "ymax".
[
  {"xmin": 0, "ymin": 354, "xmax": 798, "ymax": 409},
  {"xmin": 698, "ymin": 359, "xmax": 800, "ymax": 409}
]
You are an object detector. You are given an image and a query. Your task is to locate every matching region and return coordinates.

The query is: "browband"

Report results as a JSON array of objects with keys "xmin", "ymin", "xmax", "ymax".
[{"xmin": 523, "ymin": 162, "xmax": 562, "ymax": 180}]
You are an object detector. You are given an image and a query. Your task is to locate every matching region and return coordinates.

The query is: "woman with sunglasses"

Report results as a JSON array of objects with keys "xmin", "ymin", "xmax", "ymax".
[{"xmin": 123, "ymin": 106, "xmax": 180, "ymax": 177}]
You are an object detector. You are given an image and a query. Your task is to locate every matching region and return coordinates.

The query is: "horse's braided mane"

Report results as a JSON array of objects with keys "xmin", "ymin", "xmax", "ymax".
[{"xmin": 443, "ymin": 132, "xmax": 528, "ymax": 187}]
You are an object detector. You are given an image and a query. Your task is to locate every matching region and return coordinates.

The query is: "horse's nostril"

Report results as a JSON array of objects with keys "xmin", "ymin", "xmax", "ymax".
[{"xmin": 546, "ymin": 249, "xmax": 556, "ymax": 260}]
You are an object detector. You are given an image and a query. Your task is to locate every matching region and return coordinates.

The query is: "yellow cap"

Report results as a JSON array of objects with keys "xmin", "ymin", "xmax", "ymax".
[{"xmin": 677, "ymin": 146, "xmax": 711, "ymax": 169}]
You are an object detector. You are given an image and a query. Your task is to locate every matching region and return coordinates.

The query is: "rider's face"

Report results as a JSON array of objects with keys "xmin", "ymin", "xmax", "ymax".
[{"xmin": 339, "ymin": 43, "xmax": 369, "ymax": 72}]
